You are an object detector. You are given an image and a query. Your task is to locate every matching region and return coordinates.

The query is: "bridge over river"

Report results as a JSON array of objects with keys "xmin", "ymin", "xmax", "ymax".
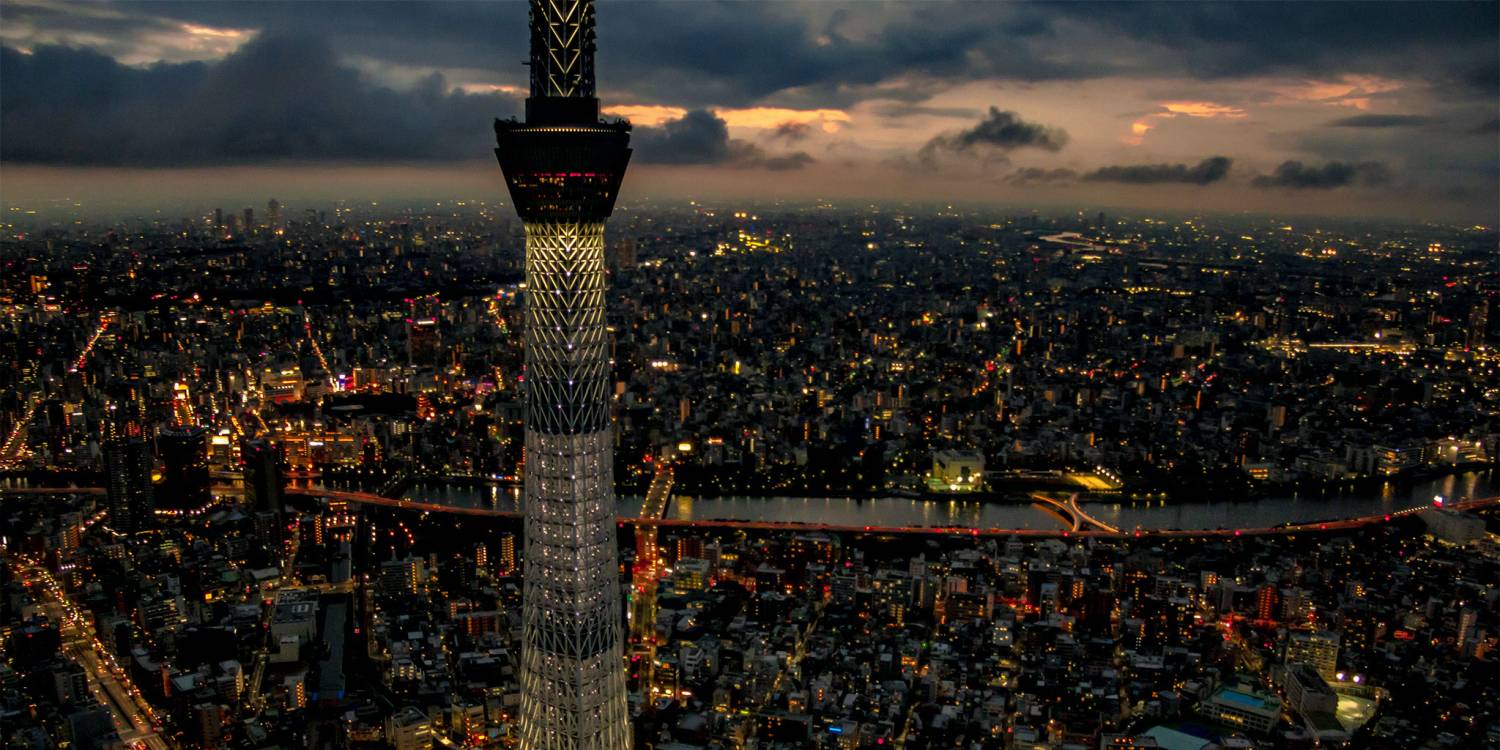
[{"xmin": 6, "ymin": 481, "xmax": 1494, "ymax": 540}]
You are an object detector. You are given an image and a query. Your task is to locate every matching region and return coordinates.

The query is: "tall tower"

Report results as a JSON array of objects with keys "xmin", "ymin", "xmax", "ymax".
[{"xmin": 493, "ymin": 2, "xmax": 632, "ymax": 749}]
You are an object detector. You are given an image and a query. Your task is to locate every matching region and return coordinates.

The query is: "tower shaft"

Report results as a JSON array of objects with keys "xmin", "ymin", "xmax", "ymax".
[
  {"xmin": 517, "ymin": 220, "xmax": 627, "ymax": 748},
  {"xmin": 495, "ymin": 1, "xmax": 632, "ymax": 748}
]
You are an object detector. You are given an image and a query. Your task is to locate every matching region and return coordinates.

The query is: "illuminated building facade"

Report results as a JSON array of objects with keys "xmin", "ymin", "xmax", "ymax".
[
  {"xmin": 1202, "ymin": 686, "xmax": 1281, "ymax": 734},
  {"xmin": 1284, "ymin": 629, "xmax": 1340, "ymax": 681},
  {"xmin": 493, "ymin": 1, "xmax": 632, "ymax": 747},
  {"xmin": 260, "ymin": 366, "xmax": 304, "ymax": 403},
  {"xmin": 929, "ymin": 449, "xmax": 985, "ymax": 492}
]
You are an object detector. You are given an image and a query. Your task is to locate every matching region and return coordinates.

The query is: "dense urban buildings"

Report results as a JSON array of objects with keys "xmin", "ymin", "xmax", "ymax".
[{"xmin": 1, "ymin": 193, "xmax": 1496, "ymax": 749}]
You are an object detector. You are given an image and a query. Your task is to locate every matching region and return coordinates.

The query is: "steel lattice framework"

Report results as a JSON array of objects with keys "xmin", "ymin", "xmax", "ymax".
[
  {"xmin": 495, "ymin": 1, "xmax": 633, "ymax": 748},
  {"xmin": 517, "ymin": 220, "xmax": 628, "ymax": 749},
  {"xmin": 523, "ymin": 222, "xmax": 611, "ymax": 434},
  {"xmin": 530, "ymin": 0, "xmax": 596, "ymax": 99}
]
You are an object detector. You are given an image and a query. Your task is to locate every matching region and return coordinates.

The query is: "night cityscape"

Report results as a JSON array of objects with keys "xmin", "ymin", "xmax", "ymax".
[{"xmin": 1, "ymin": 2, "xmax": 1497, "ymax": 750}]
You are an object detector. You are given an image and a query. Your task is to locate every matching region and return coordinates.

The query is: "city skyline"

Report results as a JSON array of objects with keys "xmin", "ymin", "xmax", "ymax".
[
  {"xmin": 1, "ymin": 198, "xmax": 1496, "ymax": 748},
  {"xmin": 1, "ymin": 0, "xmax": 1498, "ymax": 223},
  {"xmin": 1, "ymin": 2, "xmax": 1498, "ymax": 749}
]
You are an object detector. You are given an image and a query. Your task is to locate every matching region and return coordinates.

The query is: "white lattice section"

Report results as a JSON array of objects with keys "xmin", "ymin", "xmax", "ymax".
[
  {"xmin": 519, "ymin": 429, "xmax": 629, "ymax": 750},
  {"xmin": 519, "ymin": 217, "xmax": 629, "ymax": 750},
  {"xmin": 524, "ymin": 220, "xmax": 610, "ymax": 435}
]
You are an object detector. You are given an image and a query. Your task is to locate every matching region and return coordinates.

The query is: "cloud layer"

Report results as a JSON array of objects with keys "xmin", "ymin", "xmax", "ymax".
[
  {"xmin": 0, "ymin": 1, "xmax": 1494, "ymax": 221},
  {"xmin": 1252, "ymin": 160, "xmax": 1391, "ymax": 189},
  {"xmin": 919, "ymin": 107, "xmax": 1068, "ymax": 164},
  {"xmin": 25, "ymin": 0, "xmax": 1485, "ymax": 110},
  {"xmin": 1085, "ymin": 157, "xmax": 1233, "ymax": 185},
  {"xmin": 0, "ymin": 36, "xmax": 518, "ymax": 165},
  {"xmin": 1328, "ymin": 114, "xmax": 1433, "ymax": 128},
  {"xmin": 632, "ymin": 109, "xmax": 813, "ymax": 170}
]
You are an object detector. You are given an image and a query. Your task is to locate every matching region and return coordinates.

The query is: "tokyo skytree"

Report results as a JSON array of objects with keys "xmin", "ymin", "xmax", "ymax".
[{"xmin": 493, "ymin": 1, "xmax": 632, "ymax": 748}]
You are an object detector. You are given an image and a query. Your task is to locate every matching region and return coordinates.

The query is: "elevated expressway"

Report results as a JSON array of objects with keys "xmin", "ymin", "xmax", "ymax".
[{"xmin": 1029, "ymin": 492, "xmax": 1121, "ymax": 533}]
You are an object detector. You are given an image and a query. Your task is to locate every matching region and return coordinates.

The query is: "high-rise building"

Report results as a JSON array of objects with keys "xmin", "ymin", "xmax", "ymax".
[
  {"xmin": 267, "ymin": 198, "xmax": 282, "ymax": 230},
  {"xmin": 493, "ymin": 0, "xmax": 633, "ymax": 747},
  {"xmin": 379, "ymin": 557, "xmax": 423, "ymax": 598},
  {"xmin": 105, "ymin": 436, "xmax": 154, "ymax": 533},
  {"xmin": 1464, "ymin": 295, "xmax": 1489, "ymax": 350},
  {"xmin": 157, "ymin": 425, "xmax": 210, "ymax": 513},
  {"xmin": 1284, "ymin": 629, "xmax": 1340, "ymax": 681},
  {"xmin": 406, "ymin": 318, "xmax": 441, "ymax": 367},
  {"xmin": 1458, "ymin": 607, "xmax": 1478, "ymax": 647},
  {"xmin": 242, "ymin": 439, "xmax": 284, "ymax": 515},
  {"xmin": 1256, "ymin": 583, "xmax": 1278, "ymax": 622},
  {"xmin": 497, "ymin": 532, "xmax": 517, "ymax": 575}
]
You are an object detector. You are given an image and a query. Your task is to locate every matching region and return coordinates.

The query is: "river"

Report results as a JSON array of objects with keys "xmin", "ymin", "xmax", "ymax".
[
  {"xmin": 7, "ymin": 470, "xmax": 1487, "ymax": 531},
  {"xmin": 396, "ymin": 469, "xmax": 1494, "ymax": 531}
]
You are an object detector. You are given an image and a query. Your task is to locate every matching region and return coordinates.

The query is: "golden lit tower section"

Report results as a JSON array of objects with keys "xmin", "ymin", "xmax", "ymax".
[{"xmin": 493, "ymin": 1, "xmax": 631, "ymax": 748}]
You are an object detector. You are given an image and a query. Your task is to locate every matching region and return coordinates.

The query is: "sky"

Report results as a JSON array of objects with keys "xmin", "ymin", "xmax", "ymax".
[{"xmin": 1, "ymin": 0, "xmax": 1497, "ymax": 223}]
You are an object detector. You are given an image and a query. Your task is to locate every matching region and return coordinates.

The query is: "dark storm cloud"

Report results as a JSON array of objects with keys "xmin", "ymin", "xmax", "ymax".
[
  {"xmin": 1084, "ymin": 157, "xmax": 1232, "ymax": 185},
  {"xmin": 919, "ymin": 107, "xmax": 1067, "ymax": 163},
  {"xmin": 0, "ymin": 0, "xmax": 1489, "ymax": 165},
  {"xmin": 1006, "ymin": 167, "xmax": 1079, "ymax": 184},
  {"xmin": 756, "ymin": 151, "xmax": 816, "ymax": 171},
  {"xmin": 632, "ymin": 110, "xmax": 735, "ymax": 165},
  {"xmin": 83, "ymin": 0, "xmax": 1068, "ymax": 109},
  {"xmin": 632, "ymin": 110, "xmax": 814, "ymax": 170},
  {"xmin": 1047, "ymin": 2, "xmax": 1498, "ymax": 85},
  {"xmin": 1328, "ymin": 114, "xmax": 1434, "ymax": 128},
  {"xmin": 79, "ymin": 1, "xmax": 1493, "ymax": 110},
  {"xmin": 1458, "ymin": 60, "xmax": 1500, "ymax": 95},
  {"xmin": 941, "ymin": 108, "xmax": 1068, "ymax": 151},
  {"xmin": 1251, "ymin": 161, "xmax": 1392, "ymax": 189},
  {"xmin": 769, "ymin": 122, "xmax": 813, "ymax": 142},
  {"xmin": 0, "ymin": 37, "xmax": 519, "ymax": 165},
  {"xmin": 2, "ymin": 0, "xmax": 1494, "ymax": 197}
]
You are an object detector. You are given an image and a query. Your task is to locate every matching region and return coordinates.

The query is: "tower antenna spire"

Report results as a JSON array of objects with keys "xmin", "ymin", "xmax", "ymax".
[{"xmin": 529, "ymin": 0, "xmax": 596, "ymax": 99}]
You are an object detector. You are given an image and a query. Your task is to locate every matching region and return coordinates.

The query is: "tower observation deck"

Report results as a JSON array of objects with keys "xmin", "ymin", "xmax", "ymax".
[{"xmin": 494, "ymin": 1, "xmax": 632, "ymax": 749}]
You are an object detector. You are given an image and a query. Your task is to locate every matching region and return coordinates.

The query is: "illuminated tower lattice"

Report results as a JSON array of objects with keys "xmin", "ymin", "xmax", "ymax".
[{"xmin": 494, "ymin": 1, "xmax": 632, "ymax": 748}]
